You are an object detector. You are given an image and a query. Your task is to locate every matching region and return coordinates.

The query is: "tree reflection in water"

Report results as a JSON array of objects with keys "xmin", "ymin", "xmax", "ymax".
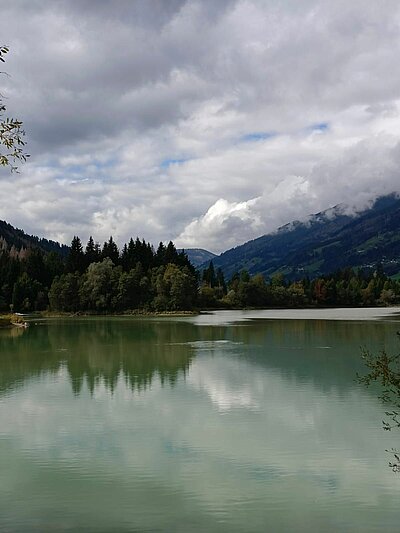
[{"xmin": 0, "ymin": 319, "xmax": 196, "ymax": 396}]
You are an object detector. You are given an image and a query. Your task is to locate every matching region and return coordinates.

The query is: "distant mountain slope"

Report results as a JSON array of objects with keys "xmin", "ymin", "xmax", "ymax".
[
  {"xmin": 205, "ymin": 194, "xmax": 400, "ymax": 279},
  {"xmin": 179, "ymin": 248, "xmax": 217, "ymax": 267},
  {"xmin": 0, "ymin": 220, "xmax": 69, "ymax": 256}
]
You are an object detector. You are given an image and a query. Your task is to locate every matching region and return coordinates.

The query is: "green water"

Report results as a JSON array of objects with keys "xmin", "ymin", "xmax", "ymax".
[{"xmin": 1, "ymin": 309, "xmax": 400, "ymax": 531}]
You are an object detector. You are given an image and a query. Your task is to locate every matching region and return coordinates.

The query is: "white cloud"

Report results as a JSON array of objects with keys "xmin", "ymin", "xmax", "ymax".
[
  {"xmin": 1, "ymin": 1, "xmax": 400, "ymax": 251},
  {"xmin": 176, "ymin": 198, "xmax": 262, "ymax": 252}
]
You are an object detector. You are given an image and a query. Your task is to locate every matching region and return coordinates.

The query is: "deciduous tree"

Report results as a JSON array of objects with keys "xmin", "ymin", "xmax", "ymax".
[{"xmin": 0, "ymin": 46, "xmax": 28, "ymax": 172}]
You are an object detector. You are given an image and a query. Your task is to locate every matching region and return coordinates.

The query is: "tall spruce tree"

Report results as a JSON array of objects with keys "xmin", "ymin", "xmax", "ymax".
[
  {"xmin": 102, "ymin": 236, "xmax": 119, "ymax": 265},
  {"xmin": 203, "ymin": 261, "xmax": 216, "ymax": 287},
  {"xmin": 85, "ymin": 236, "xmax": 101, "ymax": 266},
  {"xmin": 164, "ymin": 241, "xmax": 178, "ymax": 264},
  {"xmin": 66, "ymin": 236, "xmax": 85, "ymax": 273}
]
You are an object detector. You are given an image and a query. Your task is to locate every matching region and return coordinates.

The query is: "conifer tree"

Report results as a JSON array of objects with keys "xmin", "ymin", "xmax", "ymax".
[
  {"xmin": 216, "ymin": 267, "xmax": 227, "ymax": 294},
  {"xmin": 102, "ymin": 236, "xmax": 119, "ymax": 265},
  {"xmin": 165, "ymin": 241, "xmax": 178, "ymax": 264},
  {"xmin": 120, "ymin": 243, "xmax": 129, "ymax": 271},
  {"xmin": 66, "ymin": 236, "xmax": 85, "ymax": 273},
  {"xmin": 203, "ymin": 261, "xmax": 216, "ymax": 287},
  {"xmin": 156, "ymin": 242, "xmax": 166, "ymax": 265},
  {"xmin": 85, "ymin": 236, "xmax": 100, "ymax": 266}
]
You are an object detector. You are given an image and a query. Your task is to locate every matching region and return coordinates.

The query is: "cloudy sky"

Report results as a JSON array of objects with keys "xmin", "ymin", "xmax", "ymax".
[{"xmin": 1, "ymin": 0, "xmax": 400, "ymax": 253}]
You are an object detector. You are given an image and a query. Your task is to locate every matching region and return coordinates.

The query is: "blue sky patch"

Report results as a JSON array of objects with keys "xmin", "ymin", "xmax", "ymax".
[
  {"xmin": 310, "ymin": 122, "xmax": 329, "ymax": 132},
  {"xmin": 241, "ymin": 131, "xmax": 276, "ymax": 142},
  {"xmin": 161, "ymin": 158, "xmax": 188, "ymax": 169}
]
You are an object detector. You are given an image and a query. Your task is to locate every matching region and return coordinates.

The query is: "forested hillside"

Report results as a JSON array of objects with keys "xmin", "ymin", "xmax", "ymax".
[
  {"xmin": 178, "ymin": 248, "xmax": 216, "ymax": 267},
  {"xmin": 205, "ymin": 194, "xmax": 400, "ymax": 279},
  {"xmin": 0, "ymin": 220, "xmax": 69, "ymax": 257},
  {"xmin": 1, "ymin": 193, "xmax": 400, "ymax": 314}
]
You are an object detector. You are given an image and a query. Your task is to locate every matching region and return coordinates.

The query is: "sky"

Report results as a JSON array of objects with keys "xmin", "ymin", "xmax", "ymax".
[{"xmin": 1, "ymin": 0, "xmax": 400, "ymax": 254}]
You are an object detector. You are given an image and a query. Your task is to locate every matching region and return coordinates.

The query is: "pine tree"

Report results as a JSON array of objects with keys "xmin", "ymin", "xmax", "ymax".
[
  {"xmin": 164, "ymin": 241, "xmax": 178, "ymax": 264},
  {"xmin": 66, "ymin": 236, "xmax": 85, "ymax": 273},
  {"xmin": 156, "ymin": 242, "xmax": 166, "ymax": 265},
  {"xmin": 121, "ymin": 243, "xmax": 129, "ymax": 271},
  {"xmin": 102, "ymin": 236, "xmax": 119, "ymax": 265},
  {"xmin": 216, "ymin": 268, "xmax": 227, "ymax": 294},
  {"xmin": 203, "ymin": 261, "xmax": 217, "ymax": 287},
  {"xmin": 85, "ymin": 236, "xmax": 100, "ymax": 266}
]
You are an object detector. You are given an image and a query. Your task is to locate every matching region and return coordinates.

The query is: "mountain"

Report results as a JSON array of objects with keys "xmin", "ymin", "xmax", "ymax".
[
  {"xmin": 179, "ymin": 248, "xmax": 217, "ymax": 267},
  {"xmin": 203, "ymin": 194, "xmax": 400, "ymax": 279},
  {"xmin": 0, "ymin": 219, "xmax": 69, "ymax": 256}
]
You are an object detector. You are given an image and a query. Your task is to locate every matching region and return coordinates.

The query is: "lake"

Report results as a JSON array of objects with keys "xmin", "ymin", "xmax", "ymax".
[{"xmin": 1, "ymin": 309, "xmax": 400, "ymax": 531}]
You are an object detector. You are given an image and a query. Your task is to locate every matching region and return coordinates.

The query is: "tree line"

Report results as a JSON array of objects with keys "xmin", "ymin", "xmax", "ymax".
[
  {"xmin": 199, "ymin": 261, "xmax": 400, "ymax": 308},
  {"xmin": 0, "ymin": 234, "xmax": 399, "ymax": 313},
  {"xmin": 0, "ymin": 235, "xmax": 198, "ymax": 312}
]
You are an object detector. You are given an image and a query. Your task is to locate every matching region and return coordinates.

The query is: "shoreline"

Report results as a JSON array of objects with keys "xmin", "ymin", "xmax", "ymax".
[
  {"xmin": 4, "ymin": 306, "xmax": 400, "ymax": 328},
  {"xmin": 38, "ymin": 310, "xmax": 200, "ymax": 319},
  {"xmin": 3, "ymin": 304, "xmax": 400, "ymax": 325},
  {"xmin": 0, "ymin": 314, "xmax": 29, "ymax": 329}
]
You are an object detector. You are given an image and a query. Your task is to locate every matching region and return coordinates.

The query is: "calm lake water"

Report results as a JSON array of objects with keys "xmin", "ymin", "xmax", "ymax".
[{"xmin": 1, "ymin": 309, "xmax": 400, "ymax": 531}]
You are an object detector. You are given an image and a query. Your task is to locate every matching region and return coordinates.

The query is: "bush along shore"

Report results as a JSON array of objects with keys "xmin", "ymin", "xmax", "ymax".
[{"xmin": 0, "ymin": 314, "xmax": 28, "ymax": 328}]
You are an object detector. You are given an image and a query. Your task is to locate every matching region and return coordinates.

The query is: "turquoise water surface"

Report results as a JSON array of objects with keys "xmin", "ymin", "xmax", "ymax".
[{"xmin": 0, "ymin": 309, "xmax": 400, "ymax": 531}]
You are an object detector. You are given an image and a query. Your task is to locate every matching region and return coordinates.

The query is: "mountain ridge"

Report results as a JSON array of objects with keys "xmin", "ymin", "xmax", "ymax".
[
  {"xmin": 2, "ymin": 193, "xmax": 399, "ymax": 278},
  {"xmin": 178, "ymin": 248, "xmax": 216, "ymax": 267},
  {"xmin": 0, "ymin": 219, "xmax": 69, "ymax": 257},
  {"xmin": 201, "ymin": 193, "xmax": 400, "ymax": 279}
]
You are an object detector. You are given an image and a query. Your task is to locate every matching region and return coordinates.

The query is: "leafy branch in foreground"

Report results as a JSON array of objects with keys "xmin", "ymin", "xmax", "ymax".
[
  {"xmin": 358, "ymin": 337, "xmax": 400, "ymax": 471},
  {"xmin": 0, "ymin": 45, "xmax": 29, "ymax": 172}
]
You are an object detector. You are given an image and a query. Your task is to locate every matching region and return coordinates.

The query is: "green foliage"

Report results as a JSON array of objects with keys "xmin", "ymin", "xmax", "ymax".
[
  {"xmin": 0, "ymin": 46, "xmax": 29, "ymax": 172},
  {"xmin": 202, "ymin": 261, "xmax": 216, "ymax": 287},
  {"xmin": 1, "ymin": 222, "xmax": 399, "ymax": 314},
  {"xmin": 114, "ymin": 263, "xmax": 148, "ymax": 310},
  {"xmin": 47, "ymin": 237, "xmax": 198, "ymax": 313},
  {"xmin": 85, "ymin": 236, "xmax": 101, "ymax": 266},
  {"xmin": 12, "ymin": 272, "xmax": 46, "ymax": 311},
  {"xmin": 199, "ymin": 285, "xmax": 220, "ymax": 308},
  {"xmin": 101, "ymin": 237, "xmax": 119, "ymax": 265},
  {"xmin": 80, "ymin": 258, "xmax": 120, "ymax": 311},
  {"xmin": 0, "ymin": 231, "xmax": 199, "ymax": 313},
  {"xmin": 49, "ymin": 273, "xmax": 81, "ymax": 312},
  {"xmin": 359, "ymin": 341, "xmax": 400, "ymax": 472},
  {"xmin": 163, "ymin": 264, "xmax": 197, "ymax": 310},
  {"xmin": 66, "ymin": 236, "xmax": 85, "ymax": 274},
  {"xmin": 201, "ymin": 263, "xmax": 399, "ymax": 309}
]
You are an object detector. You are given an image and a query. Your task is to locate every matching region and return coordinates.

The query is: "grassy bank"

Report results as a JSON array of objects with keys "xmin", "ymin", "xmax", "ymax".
[
  {"xmin": 39, "ymin": 309, "xmax": 199, "ymax": 319},
  {"xmin": 0, "ymin": 314, "xmax": 27, "ymax": 328}
]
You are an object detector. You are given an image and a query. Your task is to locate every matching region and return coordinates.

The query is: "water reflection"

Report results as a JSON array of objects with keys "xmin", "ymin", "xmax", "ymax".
[
  {"xmin": 1, "ymin": 315, "xmax": 399, "ymax": 398},
  {"xmin": 1, "ymin": 313, "xmax": 400, "ymax": 531},
  {"xmin": 186, "ymin": 317, "xmax": 400, "ymax": 395},
  {"xmin": 0, "ymin": 319, "xmax": 196, "ymax": 396}
]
